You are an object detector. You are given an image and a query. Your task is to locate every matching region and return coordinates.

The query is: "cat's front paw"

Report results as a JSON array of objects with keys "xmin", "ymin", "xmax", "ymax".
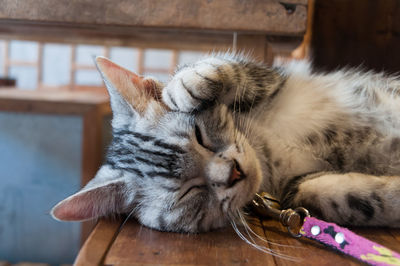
[{"xmin": 162, "ymin": 63, "xmax": 222, "ymax": 112}]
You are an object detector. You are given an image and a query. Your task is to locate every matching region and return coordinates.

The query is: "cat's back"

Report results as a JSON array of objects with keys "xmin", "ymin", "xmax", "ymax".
[
  {"xmin": 267, "ymin": 61, "xmax": 400, "ymax": 176},
  {"xmin": 314, "ymin": 67, "xmax": 400, "ymax": 175},
  {"xmin": 323, "ymin": 68, "xmax": 400, "ymax": 134},
  {"xmin": 279, "ymin": 61, "xmax": 400, "ymax": 133}
]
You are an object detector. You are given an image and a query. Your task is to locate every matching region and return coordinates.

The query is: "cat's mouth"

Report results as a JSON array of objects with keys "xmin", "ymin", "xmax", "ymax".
[{"xmin": 227, "ymin": 159, "xmax": 246, "ymax": 188}]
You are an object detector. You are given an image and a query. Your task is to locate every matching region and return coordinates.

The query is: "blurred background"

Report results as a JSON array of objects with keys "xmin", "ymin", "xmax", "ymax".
[
  {"xmin": 0, "ymin": 43, "xmax": 206, "ymax": 266},
  {"xmin": 0, "ymin": 41, "xmax": 206, "ymax": 90},
  {"xmin": 0, "ymin": 0, "xmax": 399, "ymax": 265}
]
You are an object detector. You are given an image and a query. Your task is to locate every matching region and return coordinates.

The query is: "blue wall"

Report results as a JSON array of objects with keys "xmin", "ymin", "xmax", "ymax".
[{"xmin": 0, "ymin": 111, "xmax": 83, "ymax": 264}]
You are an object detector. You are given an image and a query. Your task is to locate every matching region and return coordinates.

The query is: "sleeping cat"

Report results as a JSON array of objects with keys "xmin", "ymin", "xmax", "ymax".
[{"xmin": 51, "ymin": 53, "xmax": 400, "ymax": 233}]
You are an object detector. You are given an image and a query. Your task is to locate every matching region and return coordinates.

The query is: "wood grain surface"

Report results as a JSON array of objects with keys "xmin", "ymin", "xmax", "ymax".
[
  {"xmin": 77, "ymin": 217, "xmax": 400, "ymax": 265},
  {"xmin": 0, "ymin": 0, "xmax": 307, "ymax": 35},
  {"xmin": 75, "ymin": 219, "xmax": 123, "ymax": 266}
]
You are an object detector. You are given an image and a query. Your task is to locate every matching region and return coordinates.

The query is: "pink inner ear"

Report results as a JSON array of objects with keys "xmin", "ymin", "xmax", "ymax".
[
  {"xmin": 51, "ymin": 193, "xmax": 98, "ymax": 221},
  {"xmin": 96, "ymin": 56, "xmax": 145, "ymax": 91},
  {"xmin": 96, "ymin": 56, "xmax": 165, "ymax": 113},
  {"xmin": 51, "ymin": 180, "xmax": 126, "ymax": 222}
]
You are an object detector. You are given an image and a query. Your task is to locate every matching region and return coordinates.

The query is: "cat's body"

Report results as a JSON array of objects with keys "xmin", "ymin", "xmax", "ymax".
[
  {"xmin": 52, "ymin": 54, "xmax": 400, "ymax": 233},
  {"xmin": 163, "ymin": 54, "xmax": 400, "ymax": 227}
]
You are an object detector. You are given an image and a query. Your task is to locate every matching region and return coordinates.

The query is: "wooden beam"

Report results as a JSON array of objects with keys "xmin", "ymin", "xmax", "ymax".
[
  {"xmin": 170, "ymin": 49, "xmax": 179, "ymax": 74},
  {"xmin": 137, "ymin": 48, "xmax": 144, "ymax": 75},
  {"xmin": 5, "ymin": 60, "xmax": 37, "ymax": 67},
  {"xmin": 37, "ymin": 42, "xmax": 43, "ymax": 89},
  {"xmin": 103, "ymin": 46, "xmax": 110, "ymax": 59},
  {"xmin": 141, "ymin": 67, "xmax": 170, "ymax": 74},
  {"xmin": 0, "ymin": 0, "xmax": 307, "ymax": 35},
  {"xmin": 70, "ymin": 45, "xmax": 76, "ymax": 90},
  {"xmin": 3, "ymin": 41, "xmax": 9, "ymax": 76},
  {"xmin": 0, "ymin": 25, "xmax": 236, "ymax": 52},
  {"xmin": 235, "ymin": 34, "xmax": 273, "ymax": 64},
  {"xmin": 72, "ymin": 64, "xmax": 97, "ymax": 71}
]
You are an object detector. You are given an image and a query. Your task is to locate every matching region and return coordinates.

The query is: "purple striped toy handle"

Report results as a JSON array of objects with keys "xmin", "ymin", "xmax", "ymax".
[{"xmin": 300, "ymin": 217, "xmax": 400, "ymax": 266}]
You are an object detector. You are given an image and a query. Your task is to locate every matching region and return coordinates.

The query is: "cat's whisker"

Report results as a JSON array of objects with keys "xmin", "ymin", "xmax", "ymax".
[
  {"xmin": 228, "ymin": 210, "xmax": 300, "ymax": 260},
  {"xmin": 230, "ymin": 216, "xmax": 298, "ymax": 261},
  {"xmin": 243, "ymin": 114, "xmax": 254, "ymax": 139},
  {"xmin": 238, "ymin": 211, "xmax": 266, "ymax": 245},
  {"xmin": 237, "ymin": 210, "xmax": 304, "ymax": 249}
]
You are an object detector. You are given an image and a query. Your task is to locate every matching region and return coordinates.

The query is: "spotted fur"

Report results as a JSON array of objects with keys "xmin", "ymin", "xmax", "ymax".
[{"xmin": 52, "ymin": 54, "xmax": 400, "ymax": 233}]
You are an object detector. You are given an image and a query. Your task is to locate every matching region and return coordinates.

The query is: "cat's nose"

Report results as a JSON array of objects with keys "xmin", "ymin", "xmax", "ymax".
[{"xmin": 227, "ymin": 159, "xmax": 246, "ymax": 188}]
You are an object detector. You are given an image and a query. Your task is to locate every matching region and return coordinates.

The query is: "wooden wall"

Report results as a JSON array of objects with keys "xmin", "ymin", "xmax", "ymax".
[{"xmin": 311, "ymin": 0, "xmax": 400, "ymax": 73}]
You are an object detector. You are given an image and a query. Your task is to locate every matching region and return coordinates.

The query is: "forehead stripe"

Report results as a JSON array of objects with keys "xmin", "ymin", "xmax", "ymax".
[
  {"xmin": 108, "ymin": 150, "xmax": 178, "ymax": 179},
  {"xmin": 116, "ymin": 155, "xmax": 172, "ymax": 172},
  {"xmin": 153, "ymin": 140, "xmax": 185, "ymax": 154},
  {"xmin": 146, "ymin": 171, "xmax": 179, "ymax": 179},
  {"xmin": 113, "ymin": 129, "xmax": 133, "ymax": 136},
  {"xmin": 113, "ymin": 130, "xmax": 184, "ymax": 155},
  {"xmin": 137, "ymin": 148, "xmax": 175, "ymax": 158},
  {"xmin": 134, "ymin": 156, "xmax": 172, "ymax": 170},
  {"xmin": 124, "ymin": 139, "xmax": 175, "ymax": 158},
  {"xmin": 110, "ymin": 147, "xmax": 131, "ymax": 156},
  {"xmin": 113, "ymin": 129, "xmax": 155, "ymax": 142},
  {"xmin": 105, "ymin": 158, "xmax": 144, "ymax": 177},
  {"xmin": 118, "ymin": 167, "xmax": 144, "ymax": 177},
  {"xmin": 131, "ymin": 132, "xmax": 155, "ymax": 142}
]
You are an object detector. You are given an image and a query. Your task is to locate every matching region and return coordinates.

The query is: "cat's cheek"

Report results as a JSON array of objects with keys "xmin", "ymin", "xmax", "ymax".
[
  {"xmin": 241, "ymin": 148, "xmax": 263, "ymax": 200},
  {"xmin": 225, "ymin": 158, "xmax": 263, "ymax": 213},
  {"xmin": 242, "ymin": 162, "xmax": 263, "ymax": 205}
]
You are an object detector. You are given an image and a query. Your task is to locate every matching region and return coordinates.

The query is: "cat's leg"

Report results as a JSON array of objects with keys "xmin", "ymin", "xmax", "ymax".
[
  {"xmin": 162, "ymin": 55, "xmax": 285, "ymax": 112},
  {"xmin": 280, "ymin": 172, "xmax": 400, "ymax": 227}
]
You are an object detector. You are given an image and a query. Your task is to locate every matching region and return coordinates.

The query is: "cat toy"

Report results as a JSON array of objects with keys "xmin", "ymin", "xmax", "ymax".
[{"xmin": 248, "ymin": 192, "xmax": 400, "ymax": 266}]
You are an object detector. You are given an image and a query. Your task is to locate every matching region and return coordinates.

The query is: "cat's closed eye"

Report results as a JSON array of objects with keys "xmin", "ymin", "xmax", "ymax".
[
  {"xmin": 195, "ymin": 125, "xmax": 203, "ymax": 145},
  {"xmin": 195, "ymin": 124, "xmax": 211, "ymax": 151},
  {"xmin": 178, "ymin": 184, "xmax": 207, "ymax": 202}
]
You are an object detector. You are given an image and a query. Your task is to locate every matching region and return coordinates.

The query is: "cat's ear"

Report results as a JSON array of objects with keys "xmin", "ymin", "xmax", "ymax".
[
  {"xmin": 51, "ymin": 178, "xmax": 129, "ymax": 221},
  {"xmin": 95, "ymin": 56, "xmax": 166, "ymax": 117}
]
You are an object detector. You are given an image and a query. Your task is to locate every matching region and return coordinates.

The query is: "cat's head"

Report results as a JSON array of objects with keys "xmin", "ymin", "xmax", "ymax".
[{"xmin": 51, "ymin": 57, "xmax": 262, "ymax": 232}]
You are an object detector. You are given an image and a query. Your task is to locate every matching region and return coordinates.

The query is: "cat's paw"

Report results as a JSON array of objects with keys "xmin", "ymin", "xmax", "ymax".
[
  {"xmin": 162, "ymin": 62, "xmax": 223, "ymax": 112},
  {"xmin": 281, "ymin": 192, "xmax": 325, "ymax": 219}
]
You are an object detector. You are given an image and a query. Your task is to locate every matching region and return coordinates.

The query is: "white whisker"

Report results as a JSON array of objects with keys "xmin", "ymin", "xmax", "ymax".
[
  {"xmin": 237, "ymin": 211, "xmax": 304, "ymax": 249},
  {"xmin": 230, "ymin": 218, "xmax": 298, "ymax": 261}
]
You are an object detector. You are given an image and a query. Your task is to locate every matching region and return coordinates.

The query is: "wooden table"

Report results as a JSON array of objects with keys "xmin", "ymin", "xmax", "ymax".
[{"xmin": 76, "ymin": 217, "xmax": 400, "ymax": 265}]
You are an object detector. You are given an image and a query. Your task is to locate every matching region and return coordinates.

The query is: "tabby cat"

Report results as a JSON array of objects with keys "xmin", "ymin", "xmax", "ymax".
[{"xmin": 51, "ymin": 53, "xmax": 400, "ymax": 233}]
